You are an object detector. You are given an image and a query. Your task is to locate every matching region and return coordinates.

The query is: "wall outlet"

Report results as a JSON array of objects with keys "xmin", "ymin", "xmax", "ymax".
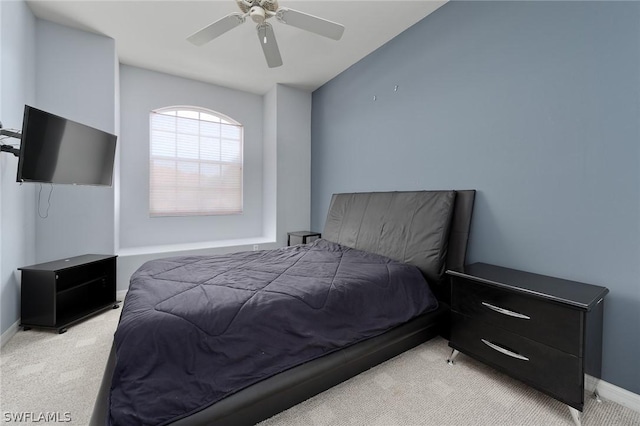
[{"xmin": 253, "ymin": 245, "xmax": 259, "ymax": 251}]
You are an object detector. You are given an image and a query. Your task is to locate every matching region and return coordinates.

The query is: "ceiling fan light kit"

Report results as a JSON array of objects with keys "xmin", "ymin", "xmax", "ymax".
[
  {"xmin": 187, "ymin": 0, "xmax": 345, "ymax": 68},
  {"xmin": 250, "ymin": 6, "xmax": 267, "ymax": 24}
]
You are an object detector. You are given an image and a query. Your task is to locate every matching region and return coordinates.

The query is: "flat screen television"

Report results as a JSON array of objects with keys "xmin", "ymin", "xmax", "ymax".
[{"xmin": 16, "ymin": 105, "xmax": 117, "ymax": 186}]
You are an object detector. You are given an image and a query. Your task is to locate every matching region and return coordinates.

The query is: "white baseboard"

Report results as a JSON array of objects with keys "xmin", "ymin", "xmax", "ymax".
[
  {"xmin": 586, "ymin": 374, "xmax": 640, "ymax": 413},
  {"xmin": 116, "ymin": 290, "xmax": 128, "ymax": 301},
  {"xmin": 585, "ymin": 374, "xmax": 598, "ymax": 393},
  {"xmin": 0, "ymin": 320, "xmax": 20, "ymax": 349}
]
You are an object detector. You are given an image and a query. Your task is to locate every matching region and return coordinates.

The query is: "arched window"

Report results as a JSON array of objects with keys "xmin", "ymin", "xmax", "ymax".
[{"xmin": 149, "ymin": 106, "xmax": 243, "ymax": 217}]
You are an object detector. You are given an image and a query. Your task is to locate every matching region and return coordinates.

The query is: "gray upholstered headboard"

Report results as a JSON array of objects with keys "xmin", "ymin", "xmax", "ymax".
[{"xmin": 322, "ymin": 190, "xmax": 475, "ymax": 302}]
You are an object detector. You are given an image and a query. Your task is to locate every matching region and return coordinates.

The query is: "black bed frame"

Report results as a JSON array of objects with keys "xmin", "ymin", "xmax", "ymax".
[{"xmin": 90, "ymin": 190, "xmax": 475, "ymax": 426}]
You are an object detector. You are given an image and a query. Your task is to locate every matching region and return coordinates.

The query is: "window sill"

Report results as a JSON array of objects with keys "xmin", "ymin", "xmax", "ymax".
[{"xmin": 117, "ymin": 237, "xmax": 277, "ymax": 257}]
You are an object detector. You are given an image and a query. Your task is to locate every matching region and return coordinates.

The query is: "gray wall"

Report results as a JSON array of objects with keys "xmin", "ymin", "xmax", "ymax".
[
  {"xmin": 311, "ymin": 1, "xmax": 640, "ymax": 394},
  {"xmin": 118, "ymin": 65, "xmax": 264, "ymax": 249},
  {"xmin": 1, "ymin": 14, "xmax": 117, "ymax": 335},
  {"xmin": 268, "ymin": 84, "xmax": 312, "ymax": 245},
  {"xmin": 0, "ymin": 0, "xmax": 36, "ymax": 337},
  {"xmin": 34, "ymin": 20, "xmax": 117, "ymax": 262},
  {"xmin": 263, "ymin": 86, "xmax": 278, "ymax": 241},
  {"xmin": 117, "ymin": 83, "xmax": 311, "ymax": 291}
]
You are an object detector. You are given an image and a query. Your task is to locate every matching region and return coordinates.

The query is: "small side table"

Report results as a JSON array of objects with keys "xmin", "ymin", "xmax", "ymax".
[{"xmin": 287, "ymin": 231, "xmax": 321, "ymax": 246}]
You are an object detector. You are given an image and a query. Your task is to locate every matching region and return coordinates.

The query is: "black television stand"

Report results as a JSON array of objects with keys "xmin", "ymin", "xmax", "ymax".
[{"xmin": 19, "ymin": 254, "xmax": 118, "ymax": 334}]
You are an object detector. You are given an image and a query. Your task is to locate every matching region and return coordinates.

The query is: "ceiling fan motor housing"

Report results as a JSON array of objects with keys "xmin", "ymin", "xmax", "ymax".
[{"xmin": 236, "ymin": 0, "xmax": 279, "ymax": 14}]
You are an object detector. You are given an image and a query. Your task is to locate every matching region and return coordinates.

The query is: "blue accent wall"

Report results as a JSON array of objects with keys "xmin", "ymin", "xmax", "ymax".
[{"xmin": 311, "ymin": 1, "xmax": 640, "ymax": 393}]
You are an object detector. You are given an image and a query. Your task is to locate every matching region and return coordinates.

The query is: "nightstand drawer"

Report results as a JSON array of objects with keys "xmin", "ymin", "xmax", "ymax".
[
  {"xmin": 452, "ymin": 278, "xmax": 583, "ymax": 355},
  {"xmin": 451, "ymin": 313, "xmax": 583, "ymax": 407}
]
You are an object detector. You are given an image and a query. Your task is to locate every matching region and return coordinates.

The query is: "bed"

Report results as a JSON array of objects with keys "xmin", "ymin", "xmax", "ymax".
[{"xmin": 90, "ymin": 190, "xmax": 475, "ymax": 426}]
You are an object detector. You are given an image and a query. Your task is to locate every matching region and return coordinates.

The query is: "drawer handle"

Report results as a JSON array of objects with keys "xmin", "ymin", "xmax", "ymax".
[
  {"xmin": 481, "ymin": 339, "xmax": 529, "ymax": 361},
  {"xmin": 481, "ymin": 302, "xmax": 530, "ymax": 320}
]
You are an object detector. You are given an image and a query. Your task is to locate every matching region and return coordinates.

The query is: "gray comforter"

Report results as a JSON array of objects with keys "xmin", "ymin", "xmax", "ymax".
[{"xmin": 109, "ymin": 239, "xmax": 438, "ymax": 425}]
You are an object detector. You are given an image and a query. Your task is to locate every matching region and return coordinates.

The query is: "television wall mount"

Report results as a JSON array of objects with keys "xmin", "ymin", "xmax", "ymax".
[{"xmin": 0, "ymin": 120, "xmax": 21, "ymax": 157}]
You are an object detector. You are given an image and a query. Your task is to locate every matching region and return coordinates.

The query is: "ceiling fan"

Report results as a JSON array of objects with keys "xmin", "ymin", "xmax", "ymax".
[{"xmin": 187, "ymin": 0, "xmax": 345, "ymax": 68}]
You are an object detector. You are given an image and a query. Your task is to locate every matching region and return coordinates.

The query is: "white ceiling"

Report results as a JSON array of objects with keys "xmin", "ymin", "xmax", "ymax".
[{"xmin": 26, "ymin": 0, "xmax": 446, "ymax": 95}]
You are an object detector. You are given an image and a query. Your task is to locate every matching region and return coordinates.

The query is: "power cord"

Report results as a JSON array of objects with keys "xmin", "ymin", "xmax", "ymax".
[{"xmin": 38, "ymin": 183, "xmax": 54, "ymax": 219}]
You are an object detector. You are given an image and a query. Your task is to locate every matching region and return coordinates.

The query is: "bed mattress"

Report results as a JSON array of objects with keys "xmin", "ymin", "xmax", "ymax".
[{"xmin": 109, "ymin": 239, "xmax": 438, "ymax": 425}]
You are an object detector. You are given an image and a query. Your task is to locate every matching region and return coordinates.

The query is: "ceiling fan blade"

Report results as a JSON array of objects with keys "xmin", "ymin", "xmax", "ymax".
[
  {"xmin": 257, "ymin": 23, "xmax": 283, "ymax": 68},
  {"xmin": 187, "ymin": 13, "xmax": 245, "ymax": 46},
  {"xmin": 276, "ymin": 8, "xmax": 345, "ymax": 41}
]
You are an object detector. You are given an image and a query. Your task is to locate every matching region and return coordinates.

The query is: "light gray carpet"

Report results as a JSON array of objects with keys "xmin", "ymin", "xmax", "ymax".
[
  {"xmin": 0, "ymin": 308, "xmax": 118, "ymax": 425},
  {"xmin": 1, "ymin": 308, "xmax": 639, "ymax": 426}
]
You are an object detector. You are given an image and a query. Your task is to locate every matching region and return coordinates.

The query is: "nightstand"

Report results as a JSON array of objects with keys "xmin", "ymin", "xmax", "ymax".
[
  {"xmin": 446, "ymin": 263, "xmax": 608, "ymax": 426},
  {"xmin": 287, "ymin": 231, "xmax": 321, "ymax": 246}
]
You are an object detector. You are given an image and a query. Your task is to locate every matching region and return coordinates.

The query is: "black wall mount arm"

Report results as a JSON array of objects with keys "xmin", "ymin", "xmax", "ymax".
[
  {"xmin": 0, "ymin": 120, "xmax": 22, "ymax": 157},
  {"xmin": 1, "ymin": 144, "xmax": 20, "ymax": 157}
]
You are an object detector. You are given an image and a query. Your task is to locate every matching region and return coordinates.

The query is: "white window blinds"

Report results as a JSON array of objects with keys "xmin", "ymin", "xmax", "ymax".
[{"xmin": 149, "ymin": 108, "xmax": 243, "ymax": 217}]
